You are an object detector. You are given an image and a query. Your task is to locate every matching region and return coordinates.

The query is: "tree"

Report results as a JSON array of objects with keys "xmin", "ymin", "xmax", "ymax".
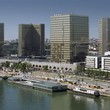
[
  {"xmin": 105, "ymin": 71, "xmax": 109, "ymax": 79},
  {"xmin": 25, "ymin": 63, "xmax": 32, "ymax": 71},
  {"xmin": 43, "ymin": 65, "xmax": 48, "ymax": 71},
  {"xmin": 11, "ymin": 62, "xmax": 20, "ymax": 71},
  {"xmin": 18, "ymin": 63, "xmax": 26, "ymax": 73},
  {"xmin": 0, "ymin": 61, "xmax": 10, "ymax": 71},
  {"xmin": 1, "ymin": 62, "xmax": 5, "ymax": 68},
  {"xmin": 76, "ymin": 65, "xmax": 82, "ymax": 73},
  {"xmin": 18, "ymin": 62, "xmax": 32, "ymax": 73},
  {"xmin": 85, "ymin": 68, "xmax": 91, "ymax": 77},
  {"xmin": 4, "ymin": 61, "xmax": 10, "ymax": 68}
]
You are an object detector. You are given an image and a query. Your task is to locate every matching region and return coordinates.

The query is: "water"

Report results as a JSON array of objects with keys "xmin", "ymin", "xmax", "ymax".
[{"xmin": 0, "ymin": 81, "xmax": 110, "ymax": 110}]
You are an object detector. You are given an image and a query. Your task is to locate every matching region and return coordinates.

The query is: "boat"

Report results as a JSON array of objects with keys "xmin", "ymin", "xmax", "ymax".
[
  {"xmin": 25, "ymin": 81, "xmax": 33, "ymax": 86},
  {"xmin": 8, "ymin": 74, "xmax": 24, "ymax": 81},
  {"xmin": 71, "ymin": 86, "xmax": 100, "ymax": 97}
]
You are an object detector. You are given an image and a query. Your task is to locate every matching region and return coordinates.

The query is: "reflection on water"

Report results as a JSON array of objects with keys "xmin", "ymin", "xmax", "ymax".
[
  {"xmin": 0, "ymin": 81, "xmax": 110, "ymax": 110},
  {"xmin": 0, "ymin": 81, "xmax": 51, "ymax": 110},
  {"xmin": 72, "ymin": 94, "xmax": 110, "ymax": 110}
]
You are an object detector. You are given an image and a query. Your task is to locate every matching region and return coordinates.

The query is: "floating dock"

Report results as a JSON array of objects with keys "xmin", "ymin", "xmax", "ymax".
[{"xmin": 8, "ymin": 78, "xmax": 67, "ymax": 92}]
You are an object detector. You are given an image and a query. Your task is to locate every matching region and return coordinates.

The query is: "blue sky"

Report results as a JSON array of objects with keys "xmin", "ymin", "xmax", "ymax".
[{"xmin": 0, "ymin": 0, "xmax": 110, "ymax": 40}]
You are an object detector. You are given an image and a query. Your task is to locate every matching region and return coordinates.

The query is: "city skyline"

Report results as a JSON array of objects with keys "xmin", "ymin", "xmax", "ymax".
[{"xmin": 0, "ymin": 0, "xmax": 110, "ymax": 40}]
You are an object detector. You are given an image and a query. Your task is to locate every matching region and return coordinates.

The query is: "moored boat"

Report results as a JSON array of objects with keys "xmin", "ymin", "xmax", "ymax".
[{"xmin": 72, "ymin": 86, "xmax": 100, "ymax": 97}]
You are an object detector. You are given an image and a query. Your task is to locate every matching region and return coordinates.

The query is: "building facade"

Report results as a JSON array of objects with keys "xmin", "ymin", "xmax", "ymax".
[
  {"xmin": 85, "ymin": 56, "xmax": 101, "ymax": 69},
  {"xmin": 18, "ymin": 24, "xmax": 45, "ymax": 56},
  {"xmin": 86, "ymin": 55, "xmax": 110, "ymax": 71},
  {"xmin": 50, "ymin": 14, "xmax": 89, "ymax": 63},
  {"xmin": 101, "ymin": 56, "xmax": 110, "ymax": 71},
  {"xmin": 27, "ymin": 61, "xmax": 78, "ymax": 73},
  {"xmin": 0, "ymin": 23, "xmax": 4, "ymax": 56},
  {"xmin": 99, "ymin": 18, "xmax": 110, "ymax": 55},
  {"xmin": 0, "ymin": 58, "xmax": 78, "ymax": 73}
]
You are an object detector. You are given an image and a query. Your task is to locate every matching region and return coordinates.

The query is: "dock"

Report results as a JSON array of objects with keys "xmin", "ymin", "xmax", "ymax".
[{"xmin": 8, "ymin": 77, "xmax": 67, "ymax": 92}]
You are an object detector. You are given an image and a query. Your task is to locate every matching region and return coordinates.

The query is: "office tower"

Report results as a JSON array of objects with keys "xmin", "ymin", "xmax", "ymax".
[
  {"xmin": 50, "ymin": 14, "xmax": 89, "ymax": 63},
  {"xmin": 18, "ymin": 24, "xmax": 45, "ymax": 56},
  {"xmin": 99, "ymin": 18, "xmax": 110, "ymax": 55},
  {"xmin": 0, "ymin": 23, "xmax": 4, "ymax": 56}
]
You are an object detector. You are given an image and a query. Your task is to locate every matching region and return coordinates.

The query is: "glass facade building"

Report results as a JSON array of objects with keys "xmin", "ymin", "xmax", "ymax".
[{"xmin": 50, "ymin": 14, "xmax": 89, "ymax": 63}]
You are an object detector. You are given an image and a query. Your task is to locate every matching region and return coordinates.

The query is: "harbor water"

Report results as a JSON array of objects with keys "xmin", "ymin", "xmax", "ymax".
[{"xmin": 0, "ymin": 81, "xmax": 110, "ymax": 110}]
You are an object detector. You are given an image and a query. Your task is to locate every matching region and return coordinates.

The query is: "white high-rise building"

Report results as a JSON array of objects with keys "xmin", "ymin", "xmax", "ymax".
[{"xmin": 50, "ymin": 14, "xmax": 89, "ymax": 63}]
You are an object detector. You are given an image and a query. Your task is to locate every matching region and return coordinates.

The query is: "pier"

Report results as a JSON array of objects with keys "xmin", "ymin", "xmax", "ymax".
[{"xmin": 8, "ymin": 76, "xmax": 68, "ymax": 92}]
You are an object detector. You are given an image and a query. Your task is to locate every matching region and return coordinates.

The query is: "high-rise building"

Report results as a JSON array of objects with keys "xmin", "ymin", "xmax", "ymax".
[
  {"xmin": 18, "ymin": 24, "xmax": 45, "ymax": 56},
  {"xmin": 0, "ymin": 23, "xmax": 4, "ymax": 56},
  {"xmin": 99, "ymin": 18, "xmax": 110, "ymax": 55},
  {"xmin": 50, "ymin": 14, "xmax": 89, "ymax": 63}
]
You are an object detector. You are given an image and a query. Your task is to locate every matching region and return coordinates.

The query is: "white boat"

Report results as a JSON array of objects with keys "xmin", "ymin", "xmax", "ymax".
[
  {"xmin": 72, "ymin": 86, "xmax": 100, "ymax": 97},
  {"xmin": 25, "ymin": 81, "xmax": 33, "ymax": 86},
  {"xmin": 8, "ymin": 74, "xmax": 24, "ymax": 81}
]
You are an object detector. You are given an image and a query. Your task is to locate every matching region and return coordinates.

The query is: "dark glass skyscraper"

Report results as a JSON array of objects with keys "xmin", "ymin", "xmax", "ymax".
[
  {"xmin": 18, "ymin": 24, "xmax": 45, "ymax": 56},
  {"xmin": 0, "ymin": 23, "xmax": 4, "ymax": 56}
]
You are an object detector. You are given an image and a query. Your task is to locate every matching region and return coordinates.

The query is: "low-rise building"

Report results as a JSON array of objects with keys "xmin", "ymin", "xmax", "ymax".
[
  {"xmin": 0, "ymin": 58, "xmax": 78, "ymax": 73},
  {"xmin": 85, "ymin": 56, "xmax": 101, "ymax": 69},
  {"xmin": 28, "ymin": 61, "xmax": 78, "ymax": 73},
  {"xmin": 85, "ymin": 55, "xmax": 110, "ymax": 72},
  {"xmin": 101, "ymin": 56, "xmax": 110, "ymax": 71}
]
